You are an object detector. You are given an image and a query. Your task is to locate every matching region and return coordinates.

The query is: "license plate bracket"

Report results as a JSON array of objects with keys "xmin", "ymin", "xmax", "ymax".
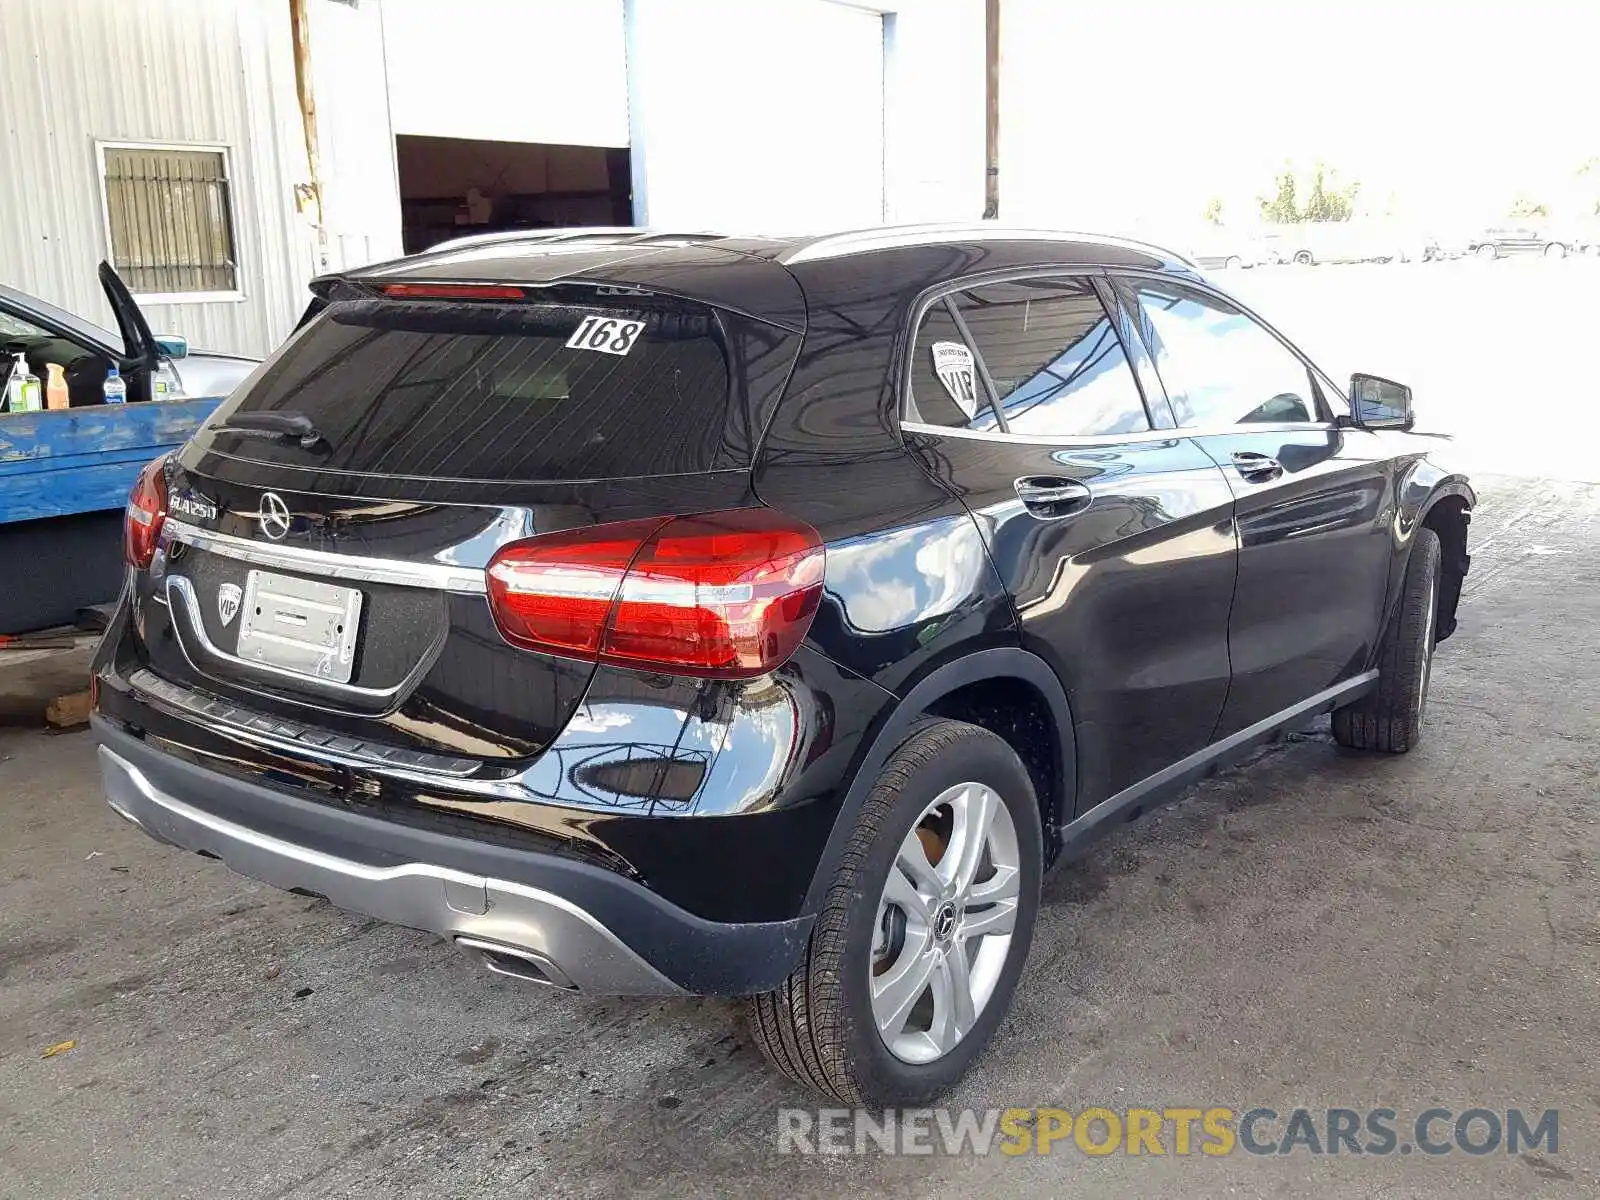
[{"xmin": 235, "ymin": 570, "xmax": 363, "ymax": 684}]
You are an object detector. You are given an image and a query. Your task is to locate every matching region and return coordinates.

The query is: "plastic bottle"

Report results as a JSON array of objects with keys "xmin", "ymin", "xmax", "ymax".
[
  {"xmin": 152, "ymin": 360, "xmax": 183, "ymax": 401},
  {"xmin": 103, "ymin": 366, "xmax": 128, "ymax": 405},
  {"xmin": 6, "ymin": 353, "xmax": 41, "ymax": 413},
  {"xmin": 45, "ymin": 362, "xmax": 69, "ymax": 410}
]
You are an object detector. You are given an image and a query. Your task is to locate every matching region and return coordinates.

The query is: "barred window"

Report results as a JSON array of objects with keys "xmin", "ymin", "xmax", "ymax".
[{"xmin": 99, "ymin": 144, "xmax": 239, "ymax": 298}]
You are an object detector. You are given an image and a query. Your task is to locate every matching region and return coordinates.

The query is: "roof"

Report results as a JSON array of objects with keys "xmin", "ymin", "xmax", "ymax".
[
  {"xmin": 333, "ymin": 224, "xmax": 1197, "ymax": 329},
  {"xmin": 420, "ymin": 222, "xmax": 1194, "ymax": 268}
]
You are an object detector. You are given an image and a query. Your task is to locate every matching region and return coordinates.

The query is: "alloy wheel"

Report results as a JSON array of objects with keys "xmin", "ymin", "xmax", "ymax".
[{"xmin": 869, "ymin": 782, "xmax": 1021, "ymax": 1064}]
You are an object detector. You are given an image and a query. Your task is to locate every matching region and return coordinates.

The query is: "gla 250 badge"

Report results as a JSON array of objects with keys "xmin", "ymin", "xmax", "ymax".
[{"xmin": 168, "ymin": 492, "xmax": 218, "ymax": 522}]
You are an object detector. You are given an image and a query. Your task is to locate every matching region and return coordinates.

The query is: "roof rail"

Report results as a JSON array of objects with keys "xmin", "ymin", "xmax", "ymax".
[
  {"xmin": 423, "ymin": 227, "xmax": 735, "ymax": 255},
  {"xmin": 422, "ymin": 227, "xmax": 648, "ymax": 254},
  {"xmin": 778, "ymin": 223, "xmax": 1187, "ymax": 266}
]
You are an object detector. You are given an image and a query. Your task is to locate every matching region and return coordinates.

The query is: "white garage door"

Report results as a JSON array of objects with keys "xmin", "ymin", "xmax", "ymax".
[
  {"xmin": 628, "ymin": 0, "xmax": 886, "ymax": 233},
  {"xmin": 382, "ymin": 0, "xmax": 629, "ymax": 148}
]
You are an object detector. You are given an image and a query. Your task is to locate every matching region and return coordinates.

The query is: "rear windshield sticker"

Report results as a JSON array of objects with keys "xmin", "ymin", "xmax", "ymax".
[
  {"xmin": 932, "ymin": 341, "xmax": 978, "ymax": 418},
  {"xmin": 566, "ymin": 315, "xmax": 646, "ymax": 356}
]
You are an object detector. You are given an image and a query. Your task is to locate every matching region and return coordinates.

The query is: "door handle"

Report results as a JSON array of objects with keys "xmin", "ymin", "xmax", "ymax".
[
  {"xmin": 1230, "ymin": 451, "xmax": 1283, "ymax": 481},
  {"xmin": 1014, "ymin": 476, "xmax": 1092, "ymax": 518}
]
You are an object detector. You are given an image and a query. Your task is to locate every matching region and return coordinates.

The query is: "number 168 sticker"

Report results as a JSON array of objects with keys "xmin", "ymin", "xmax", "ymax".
[{"xmin": 566, "ymin": 315, "xmax": 646, "ymax": 356}]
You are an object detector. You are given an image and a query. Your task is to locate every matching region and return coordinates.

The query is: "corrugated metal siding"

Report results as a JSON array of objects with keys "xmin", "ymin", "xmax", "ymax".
[{"xmin": 0, "ymin": 0, "xmax": 313, "ymax": 357}]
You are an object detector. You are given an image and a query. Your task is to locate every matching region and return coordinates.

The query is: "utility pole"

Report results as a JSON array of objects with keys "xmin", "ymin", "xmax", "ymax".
[{"xmin": 983, "ymin": 0, "xmax": 999, "ymax": 219}]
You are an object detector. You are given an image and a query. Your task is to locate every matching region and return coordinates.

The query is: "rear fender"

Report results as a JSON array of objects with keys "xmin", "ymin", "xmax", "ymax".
[{"xmin": 799, "ymin": 647, "xmax": 1076, "ymax": 913}]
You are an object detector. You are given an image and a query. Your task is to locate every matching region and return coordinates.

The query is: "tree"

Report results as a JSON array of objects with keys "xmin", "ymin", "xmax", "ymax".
[
  {"xmin": 1577, "ymin": 158, "xmax": 1599, "ymax": 215},
  {"xmin": 1508, "ymin": 195, "xmax": 1549, "ymax": 219},
  {"xmin": 1258, "ymin": 169, "xmax": 1299, "ymax": 224},
  {"xmin": 1258, "ymin": 163, "xmax": 1358, "ymax": 223},
  {"xmin": 1202, "ymin": 196, "xmax": 1223, "ymax": 226},
  {"xmin": 1302, "ymin": 164, "xmax": 1358, "ymax": 222}
]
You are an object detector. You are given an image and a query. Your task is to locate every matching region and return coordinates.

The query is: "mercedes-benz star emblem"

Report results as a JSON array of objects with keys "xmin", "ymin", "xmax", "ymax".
[
  {"xmin": 217, "ymin": 582, "xmax": 242, "ymax": 627},
  {"xmin": 258, "ymin": 492, "xmax": 291, "ymax": 541}
]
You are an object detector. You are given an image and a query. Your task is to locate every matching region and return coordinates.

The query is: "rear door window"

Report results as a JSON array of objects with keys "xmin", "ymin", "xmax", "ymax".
[
  {"xmin": 907, "ymin": 277, "xmax": 1151, "ymax": 438},
  {"xmin": 203, "ymin": 295, "xmax": 735, "ymax": 481},
  {"xmin": 1122, "ymin": 279, "xmax": 1321, "ymax": 428}
]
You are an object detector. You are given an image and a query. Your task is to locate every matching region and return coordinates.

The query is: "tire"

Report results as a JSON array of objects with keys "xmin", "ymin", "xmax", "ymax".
[
  {"xmin": 746, "ymin": 718, "xmax": 1043, "ymax": 1105},
  {"xmin": 1544, "ymin": 242, "xmax": 1567, "ymax": 259},
  {"xmin": 1475, "ymin": 243, "xmax": 1498, "ymax": 260},
  {"xmin": 1292, "ymin": 250, "xmax": 1314, "ymax": 266},
  {"xmin": 1224, "ymin": 255, "xmax": 1243, "ymax": 270},
  {"xmin": 1332, "ymin": 528, "xmax": 1441, "ymax": 753}
]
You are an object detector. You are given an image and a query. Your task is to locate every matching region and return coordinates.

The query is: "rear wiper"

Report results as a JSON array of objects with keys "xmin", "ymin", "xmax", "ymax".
[{"xmin": 215, "ymin": 411, "xmax": 327, "ymax": 451}]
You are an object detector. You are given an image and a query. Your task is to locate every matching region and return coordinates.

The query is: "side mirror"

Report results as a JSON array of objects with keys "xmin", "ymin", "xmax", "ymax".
[
  {"xmin": 1349, "ymin": 372, "xmax": 1412, "ymax": 430},
  {"xmin": 154, "ymin": 334, "xmax": 189, "ymax": 360}
]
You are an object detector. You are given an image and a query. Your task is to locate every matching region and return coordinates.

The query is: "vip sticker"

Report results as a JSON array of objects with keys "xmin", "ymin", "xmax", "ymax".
[
  {"xmin": 931, "ymin": 341, "xmax": 979, "ymax": 419},
  {"xmin": 217, "ymin": 582, "xmax": 243, "ymax": 627}
]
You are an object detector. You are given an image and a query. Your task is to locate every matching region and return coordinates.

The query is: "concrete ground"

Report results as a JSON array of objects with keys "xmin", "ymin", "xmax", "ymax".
[{"xmin": 2, "ymin": 262, "xmax": 1598, "ymax": 1198}]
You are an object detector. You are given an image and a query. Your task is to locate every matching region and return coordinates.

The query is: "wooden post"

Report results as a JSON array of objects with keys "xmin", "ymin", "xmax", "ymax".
[
  {"xmin": 288, "ymin": 0, "xmax": 326, "ymax": 257},
  {"xmin": 984, "ymin": 0, "xmax": 1000, "ymax": 219}
]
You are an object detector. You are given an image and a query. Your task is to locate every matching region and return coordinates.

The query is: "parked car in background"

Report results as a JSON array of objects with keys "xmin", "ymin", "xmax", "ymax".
[
  {"xmin": 1466, "ymin": 225, "xmax": 1566, "ymax": 259},
  {"xmin": 1184, "ymin": 227, "xmax": 1268, "ymax": 270},
  {"xmin": 1267, "ymin": 221, "xmax": 1413, "ymax": 266},
  {"xmin": 92, "ymin": 225, "xmax": 1474, "ymax": 1105},
  {"xmin": 0, "ymin": 264, "xmax": 256, "ymax": 411}
]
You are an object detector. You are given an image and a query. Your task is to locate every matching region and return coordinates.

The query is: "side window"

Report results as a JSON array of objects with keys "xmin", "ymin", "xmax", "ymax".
[
  {"xmin": 906, "ymin": 277, "xmax": 1151, "ymax": 438},
  {"xmin": 1125, "ymin": 280, "xmax": 1319, "ymax": 428},
  {"xmin": 0, "ymin": 310, "xmax": 52, "ymax": 339}
]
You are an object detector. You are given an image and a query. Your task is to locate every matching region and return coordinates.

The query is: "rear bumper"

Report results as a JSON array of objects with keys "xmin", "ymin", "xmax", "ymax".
[{"xmin": 94, "ymin": 716, "xmax": 813, "ymax": 996}]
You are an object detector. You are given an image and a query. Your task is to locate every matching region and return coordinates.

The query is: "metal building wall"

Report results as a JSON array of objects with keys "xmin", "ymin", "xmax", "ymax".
[{"xmin": 0, "ymin": 0, "xmax": 312, "ymax": 358}]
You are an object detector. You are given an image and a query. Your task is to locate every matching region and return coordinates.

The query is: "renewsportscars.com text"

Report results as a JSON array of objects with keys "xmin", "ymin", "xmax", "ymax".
[{"xmin": 777, "ymin": 1106, "xmax": 1559, "ymax": 1158}]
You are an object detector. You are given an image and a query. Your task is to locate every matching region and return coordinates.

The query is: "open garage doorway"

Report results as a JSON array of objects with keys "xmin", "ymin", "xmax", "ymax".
[{"xmin": 395, "ymin": 135, "xmax": 632, "ymax": 254}]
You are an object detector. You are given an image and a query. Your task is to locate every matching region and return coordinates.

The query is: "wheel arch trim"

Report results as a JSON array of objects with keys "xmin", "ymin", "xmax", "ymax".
[{"xmin": 800, "ymin": 646, "xmax": 1076, "ymax": 913}]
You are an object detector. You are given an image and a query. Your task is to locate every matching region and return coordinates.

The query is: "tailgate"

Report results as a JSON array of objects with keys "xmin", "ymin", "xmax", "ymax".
[{"xmin": 129, "ymin": 284, "xmax": 801, "ymax": 763}]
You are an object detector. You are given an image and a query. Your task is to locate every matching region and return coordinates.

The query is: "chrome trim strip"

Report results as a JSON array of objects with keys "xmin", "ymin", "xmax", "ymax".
[
  {"xmin": 901, "ymin": 419, "xmax": 1336, "ymax": 448},
  {"xmin": 780, "ymin": 224, "xmax": 1188, "ymax": 266},
  {"xmin": 901, "ymin": 420, "xmax": 1185, "ymax": 448},
  {"xmin": 164, "ymin": 519, "xmax": 488, "ymax": 595},
  {"xmin": 98, "ymin": 745, "xmax": 682, "ymax": 996},
  {"xmin": 165, "ymin": 575, "xmax": 444, "ymax": 709}
]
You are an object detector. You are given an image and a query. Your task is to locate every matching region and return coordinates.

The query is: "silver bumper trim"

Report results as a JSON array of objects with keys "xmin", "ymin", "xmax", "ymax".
[{"xmin": 99, "ymin": 745, "xmax": 682, "ymax": 996}]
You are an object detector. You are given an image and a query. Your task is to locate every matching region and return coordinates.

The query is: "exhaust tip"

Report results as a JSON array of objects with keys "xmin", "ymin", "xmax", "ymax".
[{"xmin": 455, "ymin": 936, "xmax": 576, "ymax": 990}]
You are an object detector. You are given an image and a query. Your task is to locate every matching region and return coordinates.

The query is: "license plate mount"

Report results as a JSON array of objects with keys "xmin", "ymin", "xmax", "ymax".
[{"xmin": 235, "ymin": 570, "xmax": 363, "ymax": 684}]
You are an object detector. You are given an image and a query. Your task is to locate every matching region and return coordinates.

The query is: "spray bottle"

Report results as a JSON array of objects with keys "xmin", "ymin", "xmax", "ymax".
[{"xmin": 45, "ymin": 362, "xmax": 69, "ymax": 410}]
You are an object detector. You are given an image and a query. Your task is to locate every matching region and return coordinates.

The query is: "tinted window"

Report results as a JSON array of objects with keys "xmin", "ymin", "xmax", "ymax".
[
  {"xmin": 0, "ymin": 310, "xmax": 51, "ymax": 339},
  {"xmin": 204, "ymin": 297, "xmax": 734, "ymax": 480},
  {"xmin": 907, "ymin": 278, "xmax": 1150, "ymax": 437},
  {"xmin": 1126, "ymin": 280, "xmax": 1318, "ymax": 427}
]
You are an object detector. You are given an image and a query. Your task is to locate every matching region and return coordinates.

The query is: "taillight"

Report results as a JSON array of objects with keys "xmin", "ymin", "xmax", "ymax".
[
  {"xmin": 486, "ymin": 509, "xmax": 825, "ymax": 679},
  {"xmin": 124, "ymin": 455, "xmax": 170, "ymax": 568}
]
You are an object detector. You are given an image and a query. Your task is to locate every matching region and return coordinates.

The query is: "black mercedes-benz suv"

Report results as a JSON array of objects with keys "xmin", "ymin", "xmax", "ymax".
[{"xmin": 92, "ymin": 225, "xmax": 1473, "ymax": 1104}]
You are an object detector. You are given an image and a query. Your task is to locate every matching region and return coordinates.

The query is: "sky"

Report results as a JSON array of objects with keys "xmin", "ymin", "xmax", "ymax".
[{"xmin": 1000, "ymin": 0, "xmax": 1600, "ymax": 235}]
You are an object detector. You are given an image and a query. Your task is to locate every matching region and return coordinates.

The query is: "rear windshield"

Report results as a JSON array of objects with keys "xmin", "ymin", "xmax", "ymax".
[{"xmin": 202, "ymin": 296, "xmax": 735, "ymax": 481}]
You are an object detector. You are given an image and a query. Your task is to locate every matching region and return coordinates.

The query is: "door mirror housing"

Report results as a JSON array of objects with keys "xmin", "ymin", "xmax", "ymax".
[
  {"xmin": 154, "ymin": 334, "xmax": 189, "ymax": 359},
  {"xmin": 1348, "ymin": 373, "xmax": 1413, "ymax": 430}
]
